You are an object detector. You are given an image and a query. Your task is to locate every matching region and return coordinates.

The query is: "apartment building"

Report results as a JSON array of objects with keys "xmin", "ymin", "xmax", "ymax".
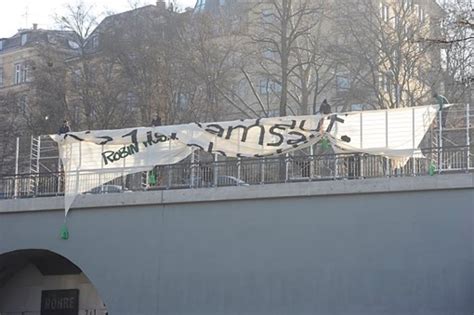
[
  {"xmin": 63, "ymin": 2, "xmax": 192, "ymax": 129},
  {"xmin": 193, "ymin": 0, "xmax": 445, "ymax": 115},
  {"xmin": 0, "ymin": 26, "xmax": 76, "ymax": 174}
]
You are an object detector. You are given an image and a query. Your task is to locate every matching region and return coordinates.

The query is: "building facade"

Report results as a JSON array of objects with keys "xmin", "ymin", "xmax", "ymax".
[
  {"xmin": 193, "ymin": 0, "xmax": 445, "ymax": 115},
  {"xmin": 0, "ymin": 27, "xmax": 76, "ymax": 174}
]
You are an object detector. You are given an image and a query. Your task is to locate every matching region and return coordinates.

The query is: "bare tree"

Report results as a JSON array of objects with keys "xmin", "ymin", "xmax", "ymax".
[
  {"xmin": 437, "ymin": 0, "xmax": 473, "ymax": 104},
  {"xmin": 244, "ymin": 0, "xmax": 329, "ymax": 116},
  {"xmin": 177, "ymin": 11, "xmax": 248, "ymax": 121},
  {"xmin": 332, "ymin": 0, "xmax": 442, "ymax": 109},
  {"xmin": 25, "ymin": 45, "xmax": 70, "ymax": 134},
  {"xmin": 0, "ymin": 92, "xmax": 23, "ymax": 175},
  {"xmin": 56, "ymin": 1, "xmax": 101, "ymax": 130}
]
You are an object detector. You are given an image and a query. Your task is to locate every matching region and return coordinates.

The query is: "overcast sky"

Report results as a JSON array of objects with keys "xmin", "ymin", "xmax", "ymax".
[{"xmin": 0, "ymin": 0, "xmax": 196, "ymax": 38}]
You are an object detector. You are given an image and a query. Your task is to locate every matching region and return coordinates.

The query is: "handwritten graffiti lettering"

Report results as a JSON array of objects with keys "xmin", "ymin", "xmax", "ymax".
[
  {"xmin": 326, "ymin": 114, "xmax": 344, "ymax": 132},
  {"xmin": 223, "ymin": 119, "xmax": 265, "ymax": 145},
  {"xmin": 287, "ymin": 131, "xmax": 307, "ymax": 145},
  {"xmin": 205, "ymin": 124, "xmax": 225, "ymax": 137},
  {"xmin": 102, "ymin": 142, "xmax": 139, "ymax": 165},
  {"xmin": 97, "ymin": 135, "xmax": 113, "ymax": 145},
  {"xmin": 143, "ymin": 131, "xmax": 170, "ymax": 147},
  {"xmin": 202, "ymin": 119, "xmax": 312, "ymax": 150},
  {"xmin": 267, "ymin": 125, "xmax": 286, "ymax": 146},
  {"xmin": 122, "ymin": 129, "xmax": 138, "ymax": 143}
]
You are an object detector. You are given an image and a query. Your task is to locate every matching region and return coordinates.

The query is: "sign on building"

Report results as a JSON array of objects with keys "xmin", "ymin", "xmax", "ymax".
[{"xmin": 41, "ymin": 289, "xmax": 79, "ymax": 315}]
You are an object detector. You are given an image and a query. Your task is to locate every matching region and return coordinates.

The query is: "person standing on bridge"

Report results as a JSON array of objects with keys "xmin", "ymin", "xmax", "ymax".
[
  {"xmin": 151, "ymin": 113, "xmax": 162, "ymax": 127},
  {"xmin": 319, "ymin": 99, "xmax": 332, "ymax": 115},
  {"xmin": 58, "ymin": 120, "xmax": 71, "ymax": 134},
  {"xmin": 317, "ymin": 99, "xmax": 332, "ymax": 135}
]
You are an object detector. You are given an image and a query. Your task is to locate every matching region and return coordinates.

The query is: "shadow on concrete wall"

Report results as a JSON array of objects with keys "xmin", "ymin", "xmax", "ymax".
[{"xmin": 0, "ymin": 249, "xmax": 107, "ymax": 314}]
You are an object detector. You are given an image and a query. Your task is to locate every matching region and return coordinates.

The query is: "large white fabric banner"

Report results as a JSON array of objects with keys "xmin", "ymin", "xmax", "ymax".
[{"xmin": 51, "ymin": 105, "xmax": 439, "ymax": 215}]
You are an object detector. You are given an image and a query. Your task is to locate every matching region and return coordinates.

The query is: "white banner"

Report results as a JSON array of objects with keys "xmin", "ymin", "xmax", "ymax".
[{"xmin": 51, "ymin": 105, "xmax": 438, "ymax": 215}]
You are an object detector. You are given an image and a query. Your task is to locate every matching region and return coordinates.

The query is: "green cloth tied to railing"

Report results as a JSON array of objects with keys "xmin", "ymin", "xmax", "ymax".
[
  {"xmin": 321, "ymin": 138, "xmax": 330, "ymax": 150},
  {"xmin": 148, "ymin": 171, "xmax": 157, "ymax": 185},
  {"xmin": 429, "ymin": 161, "xmax": 436, "ymax": 176},
  {"xmin": 60, "ymin": 223, "xmax": 69, "ymax": 240}
]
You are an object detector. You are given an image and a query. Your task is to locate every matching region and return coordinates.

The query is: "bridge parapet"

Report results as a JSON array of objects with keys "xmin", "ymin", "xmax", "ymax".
[
  {"xmin": 1, "ymin": 173, "xmax": 473, "ymax": 214},
  {"xmin": 0, "ymin": 145, "xmax": 473, "ymax": 201}
]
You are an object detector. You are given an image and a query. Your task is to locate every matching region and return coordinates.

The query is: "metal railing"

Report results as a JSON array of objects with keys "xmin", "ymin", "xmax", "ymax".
[
  {"xmin": 0, "ymin": 309, "xmax": 107, "ymax": 315},
  {"xmin": 0, "ymin": 145, "xmax": 472, "ymax": 200}
]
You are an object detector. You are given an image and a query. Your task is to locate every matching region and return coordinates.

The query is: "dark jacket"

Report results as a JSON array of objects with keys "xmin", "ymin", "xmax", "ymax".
[
  {"xmin": 320, "ymin": 101, "xmax": 332, "ymax": 115},
  {"xmin": 151, "ymin": 117, "xmax": 162, "ymax": 126},
  {"xmin": 58, "ymin": 125, "xmax": 71, "ymax": 134}
]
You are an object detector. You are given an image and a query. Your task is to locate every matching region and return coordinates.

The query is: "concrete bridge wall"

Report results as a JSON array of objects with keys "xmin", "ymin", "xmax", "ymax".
[{"xmin": 1, "ymin": 174, "xmax": 473, "ymax": 315}]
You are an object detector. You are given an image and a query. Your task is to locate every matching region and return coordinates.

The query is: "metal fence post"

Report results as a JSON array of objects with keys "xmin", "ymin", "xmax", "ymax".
[
  {"xmin": 167, "ymin": 139, "xmax": 172, "ymax": 189},
  {"xmin": 412, "ymin": 107, "xmax": 416, "ymax": 176},
  {"xmin": 385, "ymin": 110, "xmax": 389, "ymax": 177},
  {"xmin": 466, "ymin": 103, "xmax": 470, "ymax": 170},
  {"xmin": 14, "ymin": 137, "xmax": 19, "ymax": 198},
  {"xmin": 57, "ymin": 154, "xmax": 62, "ymax": 195},
  {"xmin": 213, "ymin": 153, "xmax": 218, "ymax": 187},
  {"xmin": 190, "ymin": 149, "xmax": 195, "ymax": 188},
  {"xmin": 438, "ymin": 109, "xmax": 443, "ymax": 174},
  {"xmin": 237, "ymin": 157, "xmax": 241, "ymax": 180}
]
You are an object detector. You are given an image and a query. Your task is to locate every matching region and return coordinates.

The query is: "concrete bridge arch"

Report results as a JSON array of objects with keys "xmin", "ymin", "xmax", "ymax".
[
  {"xmin": 0, "ymin": 248, "xmax": 107, "ymax": 314},
  {"xmin": 0, "ymin": 174, "xmax": 473, "ymax": 315}
]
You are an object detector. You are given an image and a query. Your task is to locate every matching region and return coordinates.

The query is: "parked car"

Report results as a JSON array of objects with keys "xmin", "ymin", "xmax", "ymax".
[
  {"xmin": 216, "ymin": 176, "xmax": 249, "ymax": 187},
  {"xmin": 85, "ymin": 185, "xmax": 130, "ymax": 194},
  {"xmin": 184, "ymin": 175, "xmax": 249, "ymax": 187}
]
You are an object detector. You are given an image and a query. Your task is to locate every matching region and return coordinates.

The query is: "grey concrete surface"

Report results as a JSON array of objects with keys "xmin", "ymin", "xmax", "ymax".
[
  {"xmin": 1, "ymin": 173, "xmax": 473, "ymax": 213},
  {"xmin": 0, "ymin": 174, "xmax": 473, "ymax": 315}
]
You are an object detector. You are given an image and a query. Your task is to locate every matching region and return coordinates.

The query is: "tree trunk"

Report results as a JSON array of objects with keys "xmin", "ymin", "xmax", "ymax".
[{"xmin": 279, "ymin": 0, "xmax": 288, "ymax": 117}]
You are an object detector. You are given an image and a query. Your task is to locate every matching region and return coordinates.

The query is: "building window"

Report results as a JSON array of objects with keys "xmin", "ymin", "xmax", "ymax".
[
  {"xmin": 72, "ymin": 68, "xmax": 81, "ymax": 88},
  {"xmin": 72, "ymin": 104, "xmax": 81, "ymax": 124},
  {"xmin": 403, "ymin": 0, "xmax": 412, "ymax": 11},
  {"xmin": 14, "ymin": 63, "xmax": 28, "ymax": 84},
  {"xmin": 351, "ymin": 104, "xmax": 366, "ymax": 111},
  {"xmin": 18, "ymin": 95, "xmax": 28, "ymax": 113},
  {"xmin": 270, "ymin": 80, "xmax": 281, "ymax": 93},
  {"xmin": 258, "ymin": 79, "xmax": 269, "ymax": 94},
  {"xmin": 261, "ymin": 9, "xmax": 273, "ymax": 25},
  {"xmin": 258, "ymin": 78, "xmax": 280, "ymax": 94},
  {"xmin": 380, "ymin": 3, "xmax": 390, "ymax": 22},
  {"xmin": 230, "ymin": 17, "xmax": 240, "ymax": 33},
  {"xmin": 418, "ymin": 6, "xmax": 425, "ymax": 23},
  {"xmin": 21, "ymin": 33, "xmax": 28, "ymax": 46},
  {"xmin": 379, "ymin": 73, "xmax": 390, "ymax": 93},
  {"xmin": 177, "ymin": 92, "xmax": 189, "ymax": 110},
  {"xmin": 195, "ymin": 0, "xmax": 205, "ymax": 12},
  {"xmin": 267, "ymin": 109, "xmax": 279, "ymax": 117},
  {"xmin": 392, "ymin": 49, "xmax": 400, "ymax": 63},
  {"xmin": 402, "ymin": 90, "xmax": 410, "ymax": 104},
  {"xmin": 262, "ymin": 48, "xmax": 275, "ymax": 60},
  {"xmin": 414, "ymin": 42, "xmax": 421, "ymax": 53},
  {"xmin": 336, "ymin": 72, "xmax": 350, "ymax": 91},
  {"xmin": 126, "ymin": 92, "xmax": 138, "ymax": 111},
  {"xmin": 14, "ymin": 64, "xmax": 21, "ymax": 84},
  {"xmin": 394, "ymin": 14, "xmax": 400, "ymax": 28},
  {"xmin": 91, "ymin": 35, "xmax": 99, "ymax": 49},
  {"xmin": 393, "ymin": 84, "xmax": 400, "ymax": 106},
  {"xmin": 22, "ymin": 64, "xmax": 28, "ymax": 82}
]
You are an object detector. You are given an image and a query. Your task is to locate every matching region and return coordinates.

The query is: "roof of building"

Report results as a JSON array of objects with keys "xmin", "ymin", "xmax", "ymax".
[{"xmin": 0, "ymin": 29, "xmax": 76, "ymax": 53}]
